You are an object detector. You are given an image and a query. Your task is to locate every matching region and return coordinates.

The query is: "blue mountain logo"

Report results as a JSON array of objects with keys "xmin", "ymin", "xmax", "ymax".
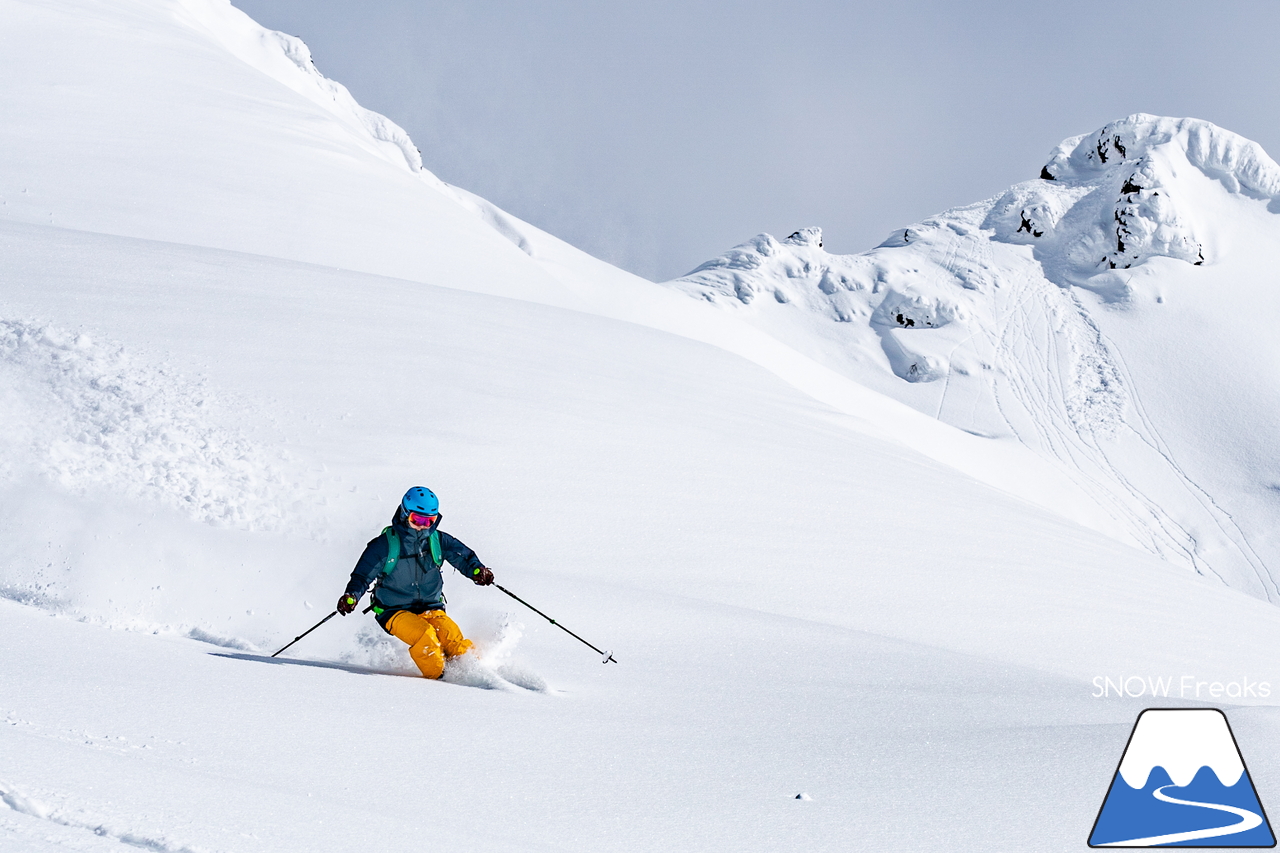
[{"xmin": 1090, "ymin": 708, "xmax": 1275, "ymax": 847}]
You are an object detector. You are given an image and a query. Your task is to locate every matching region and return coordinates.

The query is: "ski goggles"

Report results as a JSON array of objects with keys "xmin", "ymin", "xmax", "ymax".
[{"xmin": 407, "ymin": 511, "xmax": 439, "ymax": 527}]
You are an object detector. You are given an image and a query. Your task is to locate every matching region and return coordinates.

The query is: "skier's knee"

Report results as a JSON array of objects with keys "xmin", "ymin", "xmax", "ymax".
[
  {"xmin": 417, "ymin": 650, "xmax": 448, "ymax": 676},
  {"xmin": 412, "ymin": 646, "xmax": 445, "ymax": 679}
]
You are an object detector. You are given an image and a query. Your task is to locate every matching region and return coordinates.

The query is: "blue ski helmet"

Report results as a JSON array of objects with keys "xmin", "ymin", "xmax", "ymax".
[{"xmin": 401, "ymin": 486, "xmax": 439, "ymax": 516}]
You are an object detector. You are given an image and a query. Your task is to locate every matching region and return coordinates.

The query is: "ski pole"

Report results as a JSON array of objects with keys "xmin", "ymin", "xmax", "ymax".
[
  {"xmin": 494, "ymin": 583, "xmax": 617, "ymax": 664},
  {"xmin": 271, "ymin": 604, "xmax": 374, "ymax": 658}
]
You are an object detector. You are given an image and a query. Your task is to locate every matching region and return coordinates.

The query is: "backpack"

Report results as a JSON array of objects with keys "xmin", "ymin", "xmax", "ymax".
[
  {"xmin": 379, "ymin": 525, "xmax": 443, "ymax": 574},
  {"xmin": 370, "ymin": 526, "xmax": 443, "ymax": 615}
]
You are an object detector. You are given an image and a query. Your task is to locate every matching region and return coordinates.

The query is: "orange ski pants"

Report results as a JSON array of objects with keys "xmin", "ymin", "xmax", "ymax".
[{"xmin": 386, "ymin": 610, "xmax": 474, "ymax": 679}]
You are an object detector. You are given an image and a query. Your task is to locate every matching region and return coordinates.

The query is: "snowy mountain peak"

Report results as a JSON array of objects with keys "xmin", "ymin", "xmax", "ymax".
[
  {"xmin": 784, "ymin": 227, "xmax": 824, "ymax": 248},
  {"xmin": 670, "ymin": 116, "xmax": 1280, "ymax": 599},
  {"xmin": 1042, "ymin": 113, "xmax": 1280, "ymax": 197},
  {"xmin": 983, "ymin": 114, "xmax": 1280, "ymax": 278}
]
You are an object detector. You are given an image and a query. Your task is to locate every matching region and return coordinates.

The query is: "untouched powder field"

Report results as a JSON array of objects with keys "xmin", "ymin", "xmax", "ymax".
[{"xmin": 3, "ymin": 1, "xmax": 1280, "ymax": 850}]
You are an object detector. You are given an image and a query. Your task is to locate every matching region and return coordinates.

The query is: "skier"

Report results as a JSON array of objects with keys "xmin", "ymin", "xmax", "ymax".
[{"xmin": 336, "ymin": 486, "xmax": 494, "ymax": 679}]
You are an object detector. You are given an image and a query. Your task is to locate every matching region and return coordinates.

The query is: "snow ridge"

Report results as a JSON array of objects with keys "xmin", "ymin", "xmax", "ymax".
[
  {"xmin": 670, "ymin": 115, "xmax": 1280, "ymax": 597},
  {"xmin": 168, "ymin": 0, "xmax": 542, "ymax": 253},
  {"xmin": 172, "ymin": 0, "xmax": 432, "ymax": 177}
]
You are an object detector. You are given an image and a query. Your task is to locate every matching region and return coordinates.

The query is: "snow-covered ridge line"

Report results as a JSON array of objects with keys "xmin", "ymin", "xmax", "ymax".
[
  {"xmin": 678, "ymin": 116, "xmax": 1280, "ymax": 311},
  {"xmin": 668, "ymin": 115, "xmax": 1280, "ymax": 598},
  {"xmin": 169, "ymin": 0, "xmax": 537, "ymax": 254},
  {"xmin": 172, "ymin": 0, "xmax": 426, "ymax": 176}
]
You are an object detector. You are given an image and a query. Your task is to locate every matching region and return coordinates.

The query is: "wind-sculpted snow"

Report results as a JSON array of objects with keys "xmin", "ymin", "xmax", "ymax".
[
  {"xmin": 1000, "ymin": 114, "xmax": 1280, "ymax": 279},
  {"xmin": 173, "ymin": 0, "xmax": 426, "ymax": 177},
  {"xmin": 169, "ymin": 0, "xmax": 530, "ymax": 247},
  {"xmin": 0, "ymin": 319, "xmax": 284, "ymax": 530},
  {"xmin": 672, "ymin": 115, "xmax": 1280, "ymax": 598},
  {"xmin": 1044, "ymin": 114, "xmax": 1280, "ymax": 198}
]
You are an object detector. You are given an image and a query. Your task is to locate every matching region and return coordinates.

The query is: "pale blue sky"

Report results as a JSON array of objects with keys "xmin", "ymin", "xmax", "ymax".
[{"xmin": 235, "ymin": 0, "xmax": 1280, "ymax": 281}]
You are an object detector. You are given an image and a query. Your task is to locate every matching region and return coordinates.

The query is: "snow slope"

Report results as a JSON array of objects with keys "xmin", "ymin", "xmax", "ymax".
[
  {"xmin": 674, "ymin": 114, "xmax": 1280, "ymax": 599},
  {"xmin": 0, "ymin": 0, "xmax": 1107, "ymax": 537},
  {"xmin": 3, "ymin": 1, "xmax": 1280, "ymax": 851},
  {"xmin": 0, "ymin": 0, "xmax": 585, "ymax": 306}
]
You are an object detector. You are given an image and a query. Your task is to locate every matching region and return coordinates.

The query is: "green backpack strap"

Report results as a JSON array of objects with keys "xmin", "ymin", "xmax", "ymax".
[
  {"xmin": 368, "ymin": 527, "xmax": 402, "ymax": 616},
  {"xmin": 380, "ymin": 526, "xmax": 401, "ymax": 575},
  {"xmin": 428, "ymin": 529, "xmax": 442, "ymax": 567},
  {"xmin": 380, "ymin": 527, "xmax": 441, "ymax": 571},
  {"xmin": 372, "ymin": 527, "xmax": 441, "ymax": 617}
]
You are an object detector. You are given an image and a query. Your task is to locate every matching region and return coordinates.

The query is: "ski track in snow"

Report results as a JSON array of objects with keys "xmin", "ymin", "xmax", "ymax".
[
  {"xmin": 989, "ymin": 277, "xmax": 1201, "ymax": 570},
  {"xmin": 985, "ymin": 269, "xmax": 1255, "ymax": 590},
  {"xmin": 0, "ymin": 778, "xmax": 210, "ymax": 853},
  {"xmin": 931, "ymin": 227, "xmax": 989, "ymax": 424},
  {"xmin": 938, "ymin": 254, "xmax": 1202, "ymax": 572},
  {"xmin": 1098, "ymin": 334, "xmax": 1277, "ymax": 598}
]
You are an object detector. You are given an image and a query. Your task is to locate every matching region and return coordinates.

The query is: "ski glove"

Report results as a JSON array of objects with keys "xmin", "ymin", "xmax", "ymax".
[
  {"xmin": 473, "ymin": 567, "xmax": 494, "ymax": 586},
  {"xmin": 337, "ymin": 594, "xmax": 358, "ymax": 615}
]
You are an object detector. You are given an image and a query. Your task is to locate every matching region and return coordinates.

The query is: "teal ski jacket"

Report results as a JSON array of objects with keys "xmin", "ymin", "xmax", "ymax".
[{"xmin": 344, "ymin": 510, "xmax": 487, "ymax": 631}]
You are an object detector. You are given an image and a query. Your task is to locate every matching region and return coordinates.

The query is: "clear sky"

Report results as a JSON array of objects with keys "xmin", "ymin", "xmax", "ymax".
[{"xmin": 233, "ymin": 0, "xmax": 1280, "ymax": 282}]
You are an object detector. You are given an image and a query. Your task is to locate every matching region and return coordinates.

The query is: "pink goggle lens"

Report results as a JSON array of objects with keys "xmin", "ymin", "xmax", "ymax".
[{"xmin": 407, "ymin": 512, "xmax": 438, "ymax": 527}]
